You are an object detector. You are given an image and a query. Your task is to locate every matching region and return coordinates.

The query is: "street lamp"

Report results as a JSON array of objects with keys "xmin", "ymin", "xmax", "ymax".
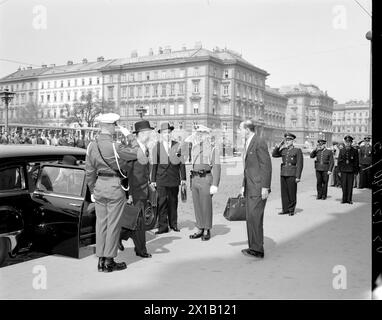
[
  {"xmin": 0, "ymin": 89, "xmax": 16, "ymax": 134},
  {"xmin": 136, "ymin": 105, "xmax": 147, "ymax": 119},
  {"xmin": 366, "ymin": 30, "xmax": 372, "ymax": 136}
]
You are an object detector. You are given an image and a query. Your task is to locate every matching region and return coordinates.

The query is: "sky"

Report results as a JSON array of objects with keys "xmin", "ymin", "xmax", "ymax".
[{"xmin": 0, "ymin": 0, "xmax": 372, "ymax": 104}]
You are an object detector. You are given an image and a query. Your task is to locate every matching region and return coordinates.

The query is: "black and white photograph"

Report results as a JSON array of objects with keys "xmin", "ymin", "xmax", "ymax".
[{"xmin": 0, "ymin": 0, "xmax": 379, "ymax": 304}]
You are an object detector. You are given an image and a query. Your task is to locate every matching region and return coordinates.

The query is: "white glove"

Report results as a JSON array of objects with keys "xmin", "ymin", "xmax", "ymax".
[
  {"xmin": 210, "ymin": 185, "xmax": 218, "ymax": 195},
  {"xmin": 261, "ymin": 188, "xmax": 269, "ymax": 200},
  {"xmin": 127, "ymin": 195, "xmax": 133, "ymax": 204},
  {"xmin": 118, "ymin": 126, "xmax": 131, "ymax": 137},
  {"xmin": 240, "ymin": 186, "xmax": 245, "ymax": 197},
  {"xmin": 91, "ymin": 194, "xmax": 96, "ymax": 203},
  {"xmin": 328, "ymin": 171, "xmax": 332, "ymax": 175}
]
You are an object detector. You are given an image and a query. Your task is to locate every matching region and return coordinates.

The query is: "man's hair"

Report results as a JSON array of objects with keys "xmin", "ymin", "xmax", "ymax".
[{"xmin": 242, "ymin": 119, "xmax": 256, "ymax": 133}]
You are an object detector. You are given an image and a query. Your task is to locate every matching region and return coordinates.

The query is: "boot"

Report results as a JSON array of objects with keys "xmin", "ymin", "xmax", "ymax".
[
  {"xmin": 97, "ymin": 257, "xmax": 105, "ymax": 272},
  {"xmin": 103, "ymin": 258, "xmax": 127, "ymax": 273},
  {"xmin": 201, "ymin": 229, "xmax": 211, "ymax": 241},
  {"xmin": 189, "ymin": 229, "xmax": 204, "ymax": 239}
]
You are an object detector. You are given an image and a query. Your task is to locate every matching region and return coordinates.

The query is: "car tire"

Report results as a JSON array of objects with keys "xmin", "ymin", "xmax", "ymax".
[{"xmin": 0, "ymin": 237, "xmax": 10, "ymax": 267}]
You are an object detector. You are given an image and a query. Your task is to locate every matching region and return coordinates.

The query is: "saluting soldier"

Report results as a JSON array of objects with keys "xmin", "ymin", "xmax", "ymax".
[
  {"xmin": 310, "ymin": 139, "xmax": 334, "ymax": 200},
  {"xmin": 272, "ymin": 133, "xmax": 303, "ymax": 216},
  {"xmin": 185, "ymin": 125, "xmax": 221, "ymax": 241},
  {"xmin": 338, "ymin": 135, "xmax": 359, "ymax": 204},
  {"xmin": 358, "ymin": 136, "xmax": 372, "ymax": 189},
  {"xmin": 85, "ymin": 113, "xmax": 136, "ymax": 273}
]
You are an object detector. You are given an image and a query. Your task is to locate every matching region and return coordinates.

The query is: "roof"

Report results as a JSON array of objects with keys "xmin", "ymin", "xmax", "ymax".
[
  {"xmin": 0, "ymin": 67, "xmax": 53, "ymax": 82},
  {"xmin": 0, "ymin": 145, "xmax": 86, "ymax": 160},
  {"xmin": 40, "ymin": 60, "xmax": 115, "ymax": 76},
  {"xmin": 279, "ymin": 83, "xmax": 333, "ymax": 99},
  {"xmin": 333, "ymin": 103, "xmax": 370, "ymax": 110}
]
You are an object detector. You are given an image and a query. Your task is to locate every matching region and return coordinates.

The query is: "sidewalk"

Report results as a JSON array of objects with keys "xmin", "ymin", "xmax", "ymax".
[{"xmin": 0, "ymin": 185, "xmax": 371, "ymax": 299}]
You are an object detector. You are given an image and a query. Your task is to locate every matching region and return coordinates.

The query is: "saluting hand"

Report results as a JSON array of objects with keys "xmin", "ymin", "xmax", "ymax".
[
  {"xmin": 327, "ymin": 171, "xmax": 332, "ymax": 175},
  {"xmin": 127, "ymin": 195, "xmax": 133, "ymax": 204},
  {"xmin": 91, "ymin": 194, "xmax": 96, "ymax": 203},
  {"xmin": 210, "ymin": 185, "xmax": 218, "ymax": 195},
  {"xmin": 295, "ymin": 178, "xmax": 301, "ymax": 183}
]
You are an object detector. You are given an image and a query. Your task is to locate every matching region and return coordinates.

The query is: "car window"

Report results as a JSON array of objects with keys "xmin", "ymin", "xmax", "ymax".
[
  {"xmin": 36, "ymin": 166, "xmax": 85, "ymax": 197},
  {"xmin": 0, "ymin": 166, "xmax": 26, "ymax": 191}
]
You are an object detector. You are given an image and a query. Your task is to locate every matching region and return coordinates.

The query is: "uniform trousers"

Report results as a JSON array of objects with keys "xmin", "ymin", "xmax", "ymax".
[
  {"xmin": 316, "ymin": 170, "xmax": 329, "ymax": 198},
  {"xmin": 94, "ymin": 176, "xmax": 125, "ymax": 258},
  {"xmin": 191, "ymin": 174, "xmax": 213, "ymax": 230},
  {"xmin": 341, "ymin": 172, "xmax": 355, "ymax": 203},
  {"xmin": 120, "ymin": 199, "xmax": 148, "ymax": 255},
  {"xmin": 157, "ymin": 186, "xmax": 179, "ymax": 231},
  {"xmin": 280, "ymin": 176, "xmax": 297, "ymax": 213},
  {"xmin": 359, "ymin": 164, "xmax": 372, "ymax": 188},
  {"xmin": 245, "ymin": 195, "xmax": 267, "ymax": 254}
]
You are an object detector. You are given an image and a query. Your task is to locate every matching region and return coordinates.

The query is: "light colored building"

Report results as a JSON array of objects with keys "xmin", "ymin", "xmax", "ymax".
[
  {"xmin": 279, "ymin": 83, "xmax": 335, "ymax": 147},
  {"xmin": 332, "ymin": 100, "xmax": 371, "ymax": 143}
]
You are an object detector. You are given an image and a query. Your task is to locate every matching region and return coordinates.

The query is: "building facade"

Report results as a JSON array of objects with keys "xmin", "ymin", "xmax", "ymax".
[
  {"xmin": 279, "ymin": 84, "xmax": 335, "ymax": 147},
  {"xmin": 332, "ymin": 100, "xmax": 371, "ymax": 143}
]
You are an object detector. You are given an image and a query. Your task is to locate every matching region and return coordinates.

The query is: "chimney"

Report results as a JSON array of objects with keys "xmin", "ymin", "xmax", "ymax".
[
  {"xmin": 181, "ymin": 44, "xmax": 187, "ymax": 50},
  {"xmin": 164, "ymin": 46, "xmax": 171, "ymax": 54},
  {"xmin": 97, "ymin": 56, "xmax": 104, "ymax": 62},
  {"xmin": 82, "ymin": 58, "xmax": 88, "ymax": 64},
  {"xmin": 194, "ymin": 41, "xmax": 202, "ymax": 49},
  {"xmin": 41, "ymin": 64, "xmax": 47, "ymax": 68},
  {"xmin": 131, "ymin": 50, "xmax": 138, "ymax": 58},
  {"xmin": 27, "ymin": 66, "xmax": 32, "ymax": 70},
  {"xmin": 67, "ymin": 60, "xmax": 73, "ymax": 65},
  {"xmin": 158, "ymin": 46, "xmax": 163, "ymax": 54},
  {"xmin": 148, "ymin": 48, "xmax": 154, "ymax": 56},
  {"xmin": 49, "ymin": 64, "xmax": 55, "ymax": 67}
]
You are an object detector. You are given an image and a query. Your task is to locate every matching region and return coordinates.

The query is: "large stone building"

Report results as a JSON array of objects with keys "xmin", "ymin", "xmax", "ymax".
[
  {"xmin": 332, "ymin": 100, "xmax": 371, "ymax": 143},
  {"xmin": 279, "ymin": 84, "xmax": 335, "ymax": 147}
]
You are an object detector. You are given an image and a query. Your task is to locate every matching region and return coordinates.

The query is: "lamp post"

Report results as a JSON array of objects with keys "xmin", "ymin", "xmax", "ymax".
[
  {"xmin": 366, "ymin": 30, "xmax": 372, "ymax": 136},
  {"xmin": 0, "ymin": 89, "xmax": 16, "ymax": 134},
  {"xmin": 136, "ymin": 105, "xmax": 147, "ymax": 119}
]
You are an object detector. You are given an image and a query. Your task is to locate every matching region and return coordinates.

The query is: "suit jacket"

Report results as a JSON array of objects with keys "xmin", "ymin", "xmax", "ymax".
[
  {"xmin": 338, "ymin": 147, "xmax": 359, "ymax": 173},
  {"xmin": 242, "ymin": 136, "xmax": 272, "ymax": 197},
  {"xmin": 151, "ymin": 140, "xmax": 186, "ymax": 187},
  {"xmin": 272, "ymin": 145, "xmax": 303, "ymax": 179},
  {"xmin": 310, "ymin": 148, "xmax": 334, "ymax": 172},
  {"xmin": 359, "ymin": 144, "xmax": 372, "ymax": 165},
  {"xmin": 126, "ymin": 145, "xmax": 150, "ymax": 200}
]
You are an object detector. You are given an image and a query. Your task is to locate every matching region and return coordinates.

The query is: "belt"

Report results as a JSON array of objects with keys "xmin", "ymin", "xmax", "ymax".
[
  {"xmin": 282, "ymin": 163, "xmax": 296, "ymax": 167},
  {"xmin": 190, "ymin": 169, "xmax": 211, "ymax": 177},
  {"xmin": 97, "ymin": 171, "xmax": 119, "ymax": 177}
]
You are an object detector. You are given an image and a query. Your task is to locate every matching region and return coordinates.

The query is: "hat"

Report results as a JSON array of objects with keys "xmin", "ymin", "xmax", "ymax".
[
  {"xmin": 158, "ymin": 122, "xmax": 174, "ymax": 133},
  {"xmin": 317, "ymin": 139, "xmax": 326, "ymax": 144},
  {"xmin": 284, "ymin": 132, "xmax": 296, "ymax": 140},
  {"xmin": 61, "ymin": 155, "xmax": 77, "ymax": 165},
  {"xmin": 195, "ymin": 125, "xmax": 212, "ymax": 133},
  {"xmin": 133, "ymin": 120, "xmax": 154, "ymax": 134},
  {"xmin": 344, "ymin": 135, "xmax": 353, "ymax": 142},
  {"xmin": 364, "ymin": 136, "xmax": 371, "ymax": 141},
  {"xmin": 95, "ymin": 113, "xmax": 120, "ymax": 124}
]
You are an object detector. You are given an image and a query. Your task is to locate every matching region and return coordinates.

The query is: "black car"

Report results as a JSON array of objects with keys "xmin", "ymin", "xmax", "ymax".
[{"xmin": 0, "ymin": 145, "xmax": 96, "ymax": 267}]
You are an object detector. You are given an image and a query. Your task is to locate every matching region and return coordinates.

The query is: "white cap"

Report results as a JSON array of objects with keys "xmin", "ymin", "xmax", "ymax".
[
  {"xmin": 95, "ymin": 113, "xmax": 120, "ymax": 124},
  {"xmin": 195, "ymin": 124, "xmax": 211, "ymax": 133}
]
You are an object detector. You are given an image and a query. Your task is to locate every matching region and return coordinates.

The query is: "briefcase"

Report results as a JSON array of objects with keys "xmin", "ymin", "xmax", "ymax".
[
  {"xmin": 181, "ymin": 184, "xmax": 187, "ymax": 202},
  {"xmin": 223, "ymin": 196, "xmax": 246, "ymax": 221},
  {"xmin": 120, "ymin": 202, "xmax": 142, "ymax": 230}
]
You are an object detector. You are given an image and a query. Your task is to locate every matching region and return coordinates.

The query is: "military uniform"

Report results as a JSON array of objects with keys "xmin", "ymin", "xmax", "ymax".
[
  {"xmin": 359, "ymin": 137, "xmax": 372, "ymax": 189},
  {"xmin": 85, "ymin": 113, "xmax": 136, "ymax": 272},
  {"xmin": 310, "ymin": 140, "xmax": 334, "ymax": 200},
  {"xmin": 338, "ymin": 136, "xmax": 359, "ymax": 204},
  {"xmin": 272, "ymin": 133, "xmax": 303, "ymax": 215}
]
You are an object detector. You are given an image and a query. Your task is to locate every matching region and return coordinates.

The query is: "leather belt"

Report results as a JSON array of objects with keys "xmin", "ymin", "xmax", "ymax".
[
  {"xmin": 190, "ymin": 169, "xmax": 211, "ymax": 177},
  {"xmin": 97, "ymin": 171, "xmax": 119, "ymax": 177}
]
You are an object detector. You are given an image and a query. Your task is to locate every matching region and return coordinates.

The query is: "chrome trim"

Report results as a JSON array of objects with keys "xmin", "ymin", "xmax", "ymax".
[
  {"xmin": 0, "ymin": 230, "xmax": 22, "ymax": 251},
  {"xmin": 33, "ymin": 190, "xmax": 84, "ymax": 201}
]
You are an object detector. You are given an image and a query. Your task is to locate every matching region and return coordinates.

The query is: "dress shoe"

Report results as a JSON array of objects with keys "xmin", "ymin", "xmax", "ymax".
[
  {"xmin": 349, "ymin": 201, "xmax": 353, "ymax": 204},
  {"xmin": 241, "ymin": 248, "xmax": 264, "ymax": 259},
  {"xmin": 118, "ymin": 240, "xmax": 124, "ymax": 251},
  {"xmin": 289, "ymin": 211, "xmax": 295, "ymax": 216},
  {"xmin": 190, "ymin": 230, "xmax": 204, "ymax": 239},
  {"xmin": 341, "ymin": 201, "xmax": 347, "ymax": 204},
  {"xmin": 97, "ymin": 257, "xmax": 105, "ymax": 272},
  {"xmin": 155, "ymin": 228, "xmax": 169, "ymax": 235},
  {"xmin": 135, "ymin": 249, "xmax": 152, "ymax": 258},
  {"xmin": 171, "ymin": 227, "xmax": 180, "ymax": 232},
  {"xmin": 201, "ymin": 230, "xmax": 211, "ymax": 241},
  {"xmin": 103, "ymin": 258, "xmax": 127, "ymax": 272},
  {"xmin": 316, "ymin": 196, "xmax": 322, "ymax": 200},
  {"xmin": 322, "ymin": 196, "xmax": 327, "ymax": 200},
  {"xmin": 278, "ymin": 211, "xmax": 288, "ymax": 215}
]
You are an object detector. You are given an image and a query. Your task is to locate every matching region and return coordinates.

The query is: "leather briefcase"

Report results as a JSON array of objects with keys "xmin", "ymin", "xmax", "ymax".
[
  {"xmin": 181, "ymin": 184, "xmax": 187, "ymax": 202},
  {"xmin": 120, "ymin": 202, "xmax": 142, "ymax": 230},
  {"xmin": 223, "ymin": 196, "xmax": 246, "ymax": 221}
]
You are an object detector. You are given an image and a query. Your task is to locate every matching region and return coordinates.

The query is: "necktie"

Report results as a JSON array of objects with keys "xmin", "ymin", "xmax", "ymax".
[{"xmin": 145, "ymin": 148, "xmax": 149, "ymax": 158}]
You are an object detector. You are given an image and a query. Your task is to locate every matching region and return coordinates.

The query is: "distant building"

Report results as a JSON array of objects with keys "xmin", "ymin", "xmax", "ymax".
[
  {"xmin": 332, "ymin": 100, "xmax": 371, "ymax": 143},
  {"xmin": 279, "ymin": 83, "xmax": 335, "ymax": 147}
]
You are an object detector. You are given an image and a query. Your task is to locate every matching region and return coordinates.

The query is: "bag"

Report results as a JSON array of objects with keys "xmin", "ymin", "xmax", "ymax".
[
  {"xmin": 181, "ymin": 183, "xmax": 187, "ymax": 202},
  {"xmin": 120, "ymin": 202, "xmax": 142, "ymax": 230},
  {"xmin": 223, "ymin": 196, "xmax": 246, "ymax": 221},
  {"xmin": 144, "ymin": 184, "xmax": 158, "ymax": 230}
]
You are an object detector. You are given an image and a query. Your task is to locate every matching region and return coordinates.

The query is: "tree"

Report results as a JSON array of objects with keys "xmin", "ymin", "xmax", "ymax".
[
  {"xmin": 65, "ymin": 92, "xmax": 116, "ymax": 128},
  {"xmin": 18, "ymin": 102, "xmax": 44, "ymax": 125}
]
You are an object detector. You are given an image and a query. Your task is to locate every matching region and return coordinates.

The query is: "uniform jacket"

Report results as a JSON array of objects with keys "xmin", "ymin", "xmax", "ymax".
[
  {"xmin": 85, "ymin": 133, "xmax": 137, "ymax": 194},
  {"xmin": 338, "ymin": 146, "xmax": 359, "ymax": 173},
  {"xmin": 191, "ymin": 143, "xmax": 221, "ymax": 187},
  {"xmin": 272, "ymin": 145, "xmax": 303, "ymax": 179},
  {"xmin": 359, "ymin": 144, "xmax": 372, "ymax": 165},
  {"xmin": 151, "ymin": 140, "xmax": 186, "ymax": 187},
  {"xmin": 242, "ymin": 136, "xmax": 272, "ymax": 197},
  {"xmin": 310, "ymin": 148, "xmax": 334, "ymax": 172}
]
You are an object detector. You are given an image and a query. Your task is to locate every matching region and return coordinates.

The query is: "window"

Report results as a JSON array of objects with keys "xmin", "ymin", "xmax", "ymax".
[
  {"xmin": 54, "ymin": 94, "xmax": 57, "ymax": 102},
  {"xmin": 145, "ymin": 85, "xmax": 150, "ymax": 97},
  {"xmin": 162, "ymin": 105, "xmax": 166, "ymax": 115},
  {"xmin": 171, "ymin": 70, "xmax": 175, "ymax": 78},
  {"xmin": 193, "ymin": 68, "xmax": 199, "ymax": 77},
  {"xmin": 162, "ymin": 71, "xmax": 166, "ymax": 79},
  {"xmin": 97, "ymin": 77, "xmax": 100, "ymax": 85},
  {"xmin": 292, "ymin": 120, "xmax": 297, "ymax": 127},
  {"xmin": 193, "ymin": 103, "xmax": 199, "ymax": 114},
  {"xmin": 82, "ymin": 79, "xmax": 85, "ymax": 86},
  {"xmin": 67, "ymin": 80, "xmax": 71, "ymax": 87},
  {"xmin": 138, "ymin": 73, "xmax": 142, "ymax": 81},
  {"xmin": 41, "ymin": 82, "xmax": 44, "ymax": 89},
  {"xmin": 153, "ymin": 85, "xmax": 158, "ymax": 97},
  {"xmin": 293, "ymin": 99, "xmax": 297, "ymax": 104},
  {"xmin": 41, "ymin": 95, "xmax": 44, "ymax": 103},
  {"xmin": 179, "ymin": 69, "xmax": 185, "ymax": 78},
  {"xmin": 154, "ymin": 71, "xmax": 158, "ymax": 80},
  {"xmin": 61, "ymin": 80, "xmax": 64, "ymax": 88},
  {"xmin": 179, "ymin": 121, "xmax": 183, "ymax": 130},
  {"xmin": 170, "ymin": 104, "xmax": 175, "ymax": 115},
  {"xmin": 129, "ymin": 86, "xmax": 134, "ymax": 98},
  {"xmin": 67, "ymin": 93, "xmax": 71, "ymax": 101},
  {"xmin": 0, "ymin": 166, "xmax": 26, "ymax": 191},
  {"xmin": 213, "ymin": 81, "xmax": 218, "ymax": 95},
  {"xmin": 60, "ymin": 92, "xmax": 64, "ymax": 102},
  {"xmin": 161, "ymin": 84, "xmax": 166, "ymax": 96},
  {"xmin": 223, "ymin": 84, "xmax": 229, "ymax": 95},
  {"xmin": 178, "ymin": 104, "xmax": 184, "ymax": 114},
  {"xmin": 170, "ymin": 83, "xmax": 175, "ymax": 95},
  {"xmin": 153, "ymin": 105, "xmax": 158, "ymax": 115},
  {"xmin": 47, "ymin": 94, "xmax": 50, "ymax": 102},
  {"xmin": 74, "ymin": 91, "xmax": 78, "ymax": 100},
  {"xmin": 121, "ymin": 73, "xmax": 126, "ymax": 82},
  {"xmin": 146, "ymin": 72, "xmax": 150, "ymax": 80},
  {"xmin": 193, "ymin": 81, "xmax": 199, "ymax": 94},
  {"xmin": 129, "ymin": 73, "xmax": 135, "ymax": 81},
  {"xmin": 89, "ymin": 78, "xmax": 92, "ymax": 85},
  {"xmin": 108, "ymin": 86, "xmax": 114, "ymax": 100},
  {"xmin": 121, "ymin": 86, "xmax": 127, "ymax": 99},
  {"xmin": 137, "ymin": 86, "xmax": 142, "ymax": 97}
]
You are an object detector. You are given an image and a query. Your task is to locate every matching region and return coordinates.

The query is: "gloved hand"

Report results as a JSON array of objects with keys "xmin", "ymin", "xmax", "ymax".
[
  {"xmin": 181, "ymin": 180, "xmax": 187, "ymax": 186},
  {"xmin": 91, "ymin": 194, "xmax": 96, "ymax": 203},
  {"xmin": 328, "ymin": 171, "xmax": 332, "ymax": 175},
  {"xmin": 261, "ymin": 188, "xmax": 269, "ymax": 200},
  {"xmin": 118, "ymin": 125, "xmax": 131, "ymax": 137},
  {"xmin": 127, "ymin": 195, "xmax": 133, "ymax": 204},
  {"xmin": 239, "ymin": 186, "xmax": 245, "ymax": 197},
  {"xmin": 210, "ymin": 185, "xmax": 218, "ymax": 195}
]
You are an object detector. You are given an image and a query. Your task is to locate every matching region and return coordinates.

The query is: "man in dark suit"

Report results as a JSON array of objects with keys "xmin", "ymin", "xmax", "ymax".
[
  {"xmin": 338, "ymin": 135, "xmax": 359, "ymax": 204},
  {"xmin": 239, "ymin": 120, "xmax": 272, "ymax": 259},
  {"xmin": 119, "ymin": 120, "xmax": 154, "ymax": 258},
  {"xmin": 272, "ymin": 132, "xmax": 303, "ymax": 216},
  {"xmin": 310, "ymin": 139, "xmax": 334, "ymax": 200},
  {"xmin": 358, "ymin": 136, "xmax": 372, "ymax": 189},
  {"xmin": 151, "ymin": 122, "xmax": 186, "ymax": 234}
]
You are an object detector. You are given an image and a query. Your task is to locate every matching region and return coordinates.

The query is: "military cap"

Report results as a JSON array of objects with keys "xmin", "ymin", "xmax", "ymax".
[
  {"xmin": 61, "ymin": 155, "xmax": 77, "ymax": 165},
  {"xmin": 95, "ymin": 113, "xmax": 120, "ymax": 124},
  {"xmin": 195, "ymin": 124, "xmax": 212, "ymax": 133},
  {"xmin": 344, "ymin": 135, "xmax": 354, "ymax": 142},
  {"xmin": 284, "ymin": 132, "xmax": 296, "ymax": 140},
  {"xmin": 364, "ymin": 136, "xmax": 371, "ymax": 141},
  {"xmin": 317, "ymin": 139, "xmax": 326, "ymax": 144}
]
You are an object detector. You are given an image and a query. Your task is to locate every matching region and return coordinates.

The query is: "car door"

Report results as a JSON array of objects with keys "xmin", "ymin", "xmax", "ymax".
[{"xmin": 31, "ymin": 164, "xmax": 86, "ymax": 258}]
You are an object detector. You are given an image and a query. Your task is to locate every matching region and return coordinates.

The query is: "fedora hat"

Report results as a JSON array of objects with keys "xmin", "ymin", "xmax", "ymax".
[
  {"xmin": 133, "ymin": 120, "xmax": 154, "ymax": 134},
  {"xmin": 158, "ymin": 122, "xmax": 174, "ymax": 133}
]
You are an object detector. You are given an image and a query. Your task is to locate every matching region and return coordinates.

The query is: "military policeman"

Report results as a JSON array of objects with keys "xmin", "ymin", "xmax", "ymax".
[
  {"xmin": 185, "ymin": 125, "xmax": 221, "ymax": 241},
  {"xmin": 338, "ymin": 135, "xmax": 359, "ymax": 204},
  {"xmin": 358, "ymin": 136, "xmax": 372, "ymax": 189},
  {"xmin": 310, "ymin": 139, "xmax": 334, "ymax": 200},
  {"xmin": 272, "ymin": 133, "xmax": 303, "ymax": 216},
  {"xmin": 85, "ymin": 113, "xmax": 136, "ymax": 272}
]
